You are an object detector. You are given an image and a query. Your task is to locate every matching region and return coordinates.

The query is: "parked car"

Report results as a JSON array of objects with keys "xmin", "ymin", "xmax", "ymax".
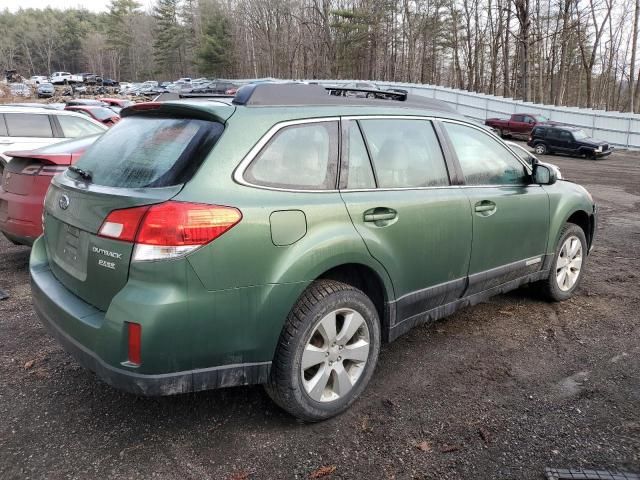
[
  {"xmin": 188, "ymin": 81, "xmax": 238, "ymax": 95},
  {"xmin": 50, "ymin": 72, "xmax": 83, "ymax": 84},
  {"xmin": 66, "ymin": 99, "xmax": 110, "ymax": 107},
  {"xmin": 328, "ymin": 82, "xmax": 408, "ymax": 101},
  {"xmin": 36, "ymin": 82, "xmax": 55, "ymax": 98},
  {"xmin": 102, "ymin": 78, "xmax": 119, "ymax": 87},
  {"xmin": 0, "ymin": 134, "xmax": 100, "ymax": 245},
  {"xmin": 27, "ymin": 75, "xmax": 49, "ymax": 86},
  {"xmin": 527, "ymin": 125, "xmax": 612, "ymax": 159},
  {"xmin": 99, "ymin": 98, "xmax": 135, "ymax": 114},
  {"xmin": 64, "ymin": 105, "xmax": 120, "ymax": 126},
  {"xmin": 505, "ymin": 141, "xmax": 562, "ymax": 179},
  {"xmin": 9, "ymin": 83, "xmax": 31, "ymax": 97},
  {"xmin": 485, "ymin": 113, "xmax": 557, "ymax": 139},
  {"xmin": 0, "ymin": 106, "xmax": 106, "ymax": 166},
  {"xmin": 31, "ymin": 83, "xmax": 596, "ymax": 421}
]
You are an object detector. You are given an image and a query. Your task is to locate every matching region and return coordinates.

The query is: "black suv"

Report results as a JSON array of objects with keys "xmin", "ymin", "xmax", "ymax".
[{"xmin": 528, "ymin": 125, "xmax": 611, "ymax": 159}]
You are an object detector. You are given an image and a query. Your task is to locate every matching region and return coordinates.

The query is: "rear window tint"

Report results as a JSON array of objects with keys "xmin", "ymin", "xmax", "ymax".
[
  {"xmin": 5, "ymin": 113, "xmax": 53, "ymax": 137},
  {"xmin": 71, "ymin": 116, "xmax": 223, "ymax": 188}
]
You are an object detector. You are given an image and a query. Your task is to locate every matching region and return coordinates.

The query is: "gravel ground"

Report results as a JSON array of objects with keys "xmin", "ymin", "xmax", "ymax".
[{"xmin": 1, "ymin": 146, "xmax": 639, "ymax": 480}]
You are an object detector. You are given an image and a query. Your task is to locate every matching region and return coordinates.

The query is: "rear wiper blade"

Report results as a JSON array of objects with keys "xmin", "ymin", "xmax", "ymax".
[{"xmin": 68, "ymin": 165, "xmax": 92, "ymax": 181}]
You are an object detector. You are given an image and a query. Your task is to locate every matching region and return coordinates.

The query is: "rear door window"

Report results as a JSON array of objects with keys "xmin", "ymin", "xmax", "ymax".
[
  {"xmin": 244, "ymin": 121, "xmax": 339, "ymax": 190},
  {"xmin": 71, "ymin": 116, "xmax": 223, "ymax": 188},
  {"xmin": 57, "ymin": 115, "xmax": 105, "ymax": 138},
  {"xmin": 0, "ymin": 115, "xmax": 7, "ymax": 137},
  {"xmin": 358, "ymin": 119, "xmax": 449, "ymax": 188},
  {"xmin": 5, "ymin": 113, "xmax": 53, "ymax": 137}
]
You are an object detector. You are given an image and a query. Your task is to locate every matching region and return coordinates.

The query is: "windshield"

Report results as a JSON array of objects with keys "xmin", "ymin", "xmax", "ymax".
[
  {"xmin": 572, "ymin": 129, "xmax": 589, "ymax": 140},
  {"xmin": 70, "ymin": 116, "xmax": 223, "ymax": 188},
  {"xmin": 533, "ymin": 115, "xmax": 549, "ymax": 122}
]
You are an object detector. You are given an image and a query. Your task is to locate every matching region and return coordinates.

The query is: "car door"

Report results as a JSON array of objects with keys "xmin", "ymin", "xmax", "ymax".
[
  {"xmin": 339, "ymin": 117, "xmax": 472, "ymax": 324},
  {"xmin": 1, "ymin": 113, "xmax": 60, "ymax": 160},
  {"xmin": 439, "ymin": 120, "xmax": 550, "ymax": 295},
  {"xmin": 510, "ymin": 115, "xmax": 526, "ymax": 135},
  {"xmin": 548, "ymin": 129, "xmax": 570, "ymax": 152}
]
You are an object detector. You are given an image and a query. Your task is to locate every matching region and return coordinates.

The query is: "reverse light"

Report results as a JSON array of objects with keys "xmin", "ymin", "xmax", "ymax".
[{"xmin": 98, "ymin": 201, "xmax": 242, "ymax": 261}]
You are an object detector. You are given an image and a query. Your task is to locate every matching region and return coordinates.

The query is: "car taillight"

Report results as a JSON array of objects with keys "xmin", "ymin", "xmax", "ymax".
[{"xmin": 98, "ymin": 201, "xmax": 242, "ymax": 261}]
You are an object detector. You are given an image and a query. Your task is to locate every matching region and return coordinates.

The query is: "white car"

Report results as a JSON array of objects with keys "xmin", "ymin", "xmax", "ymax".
[
  {"xmin": 0, "ymin": 106, "xmax": 107, "ymax": 167},
  {"xmin": 27, "ymin": 76, "xmax": 49, "ymax": 86},
  {"xmin": 505, "ymin": 141, "xmax": 562, "ymax": 179},
  {"xmin": 49, "ymin": 72, "xmax": 83, "ymax": 84}
]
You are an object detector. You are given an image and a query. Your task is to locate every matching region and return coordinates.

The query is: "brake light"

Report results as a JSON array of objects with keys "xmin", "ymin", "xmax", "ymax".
[
  {"xmin": 98, "ymin": 201, "xmax": 242, "ymax": 261},
  {"xmin": 127, "ymin": 322, "xmax": 142, "ymax": 366}
]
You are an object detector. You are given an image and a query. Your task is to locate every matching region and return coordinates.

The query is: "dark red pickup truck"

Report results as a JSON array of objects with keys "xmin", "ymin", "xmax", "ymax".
[{"xmin": 485, "ymin": 113, "xmax": 556, "ymax": 138}]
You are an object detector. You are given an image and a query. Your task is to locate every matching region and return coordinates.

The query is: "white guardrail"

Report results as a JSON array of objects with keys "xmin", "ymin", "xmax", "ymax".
[{"xmin": 297, "ymin": 79, "xmax": 640, "ymax": 149}]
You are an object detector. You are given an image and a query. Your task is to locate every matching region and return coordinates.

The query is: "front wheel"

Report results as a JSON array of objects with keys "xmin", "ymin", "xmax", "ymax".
[
  {"xmin": 534, "ymin": 143, "xmax": 548, "ymax": 155},
  {"xmin": 266, "ymin": 280, "xmax": 381, "ymax": 422},
  {"xmin": 539, "ymin": 223, "xmax": 587, "ymax": 301}
]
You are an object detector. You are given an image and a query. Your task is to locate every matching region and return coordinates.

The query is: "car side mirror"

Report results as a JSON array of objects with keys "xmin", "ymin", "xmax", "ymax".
[{"xmin": 532, "ymin": 161, "xmax": 557, "ymax": 185}]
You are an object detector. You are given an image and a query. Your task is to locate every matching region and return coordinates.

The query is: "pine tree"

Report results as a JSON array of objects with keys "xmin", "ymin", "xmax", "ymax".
[
  {"xmin": 197, "ymin": 13, "xmax": 232, "ymax": 77},
  {"xmin": 153, "ymin": 0, "xmax": 187, "ymax": 78}
]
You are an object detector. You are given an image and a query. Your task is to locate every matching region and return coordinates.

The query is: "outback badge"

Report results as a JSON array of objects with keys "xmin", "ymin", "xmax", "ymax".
[{"xmin": 58, "ymin": 194, "xmax": 70, "ymax": 210}]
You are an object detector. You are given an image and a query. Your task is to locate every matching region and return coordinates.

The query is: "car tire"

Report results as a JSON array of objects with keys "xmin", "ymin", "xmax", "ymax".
[
  {"xmin": 540, "ymin": 223, "xmax": 587, "ymax": 302},
  {"xmin": 265, "ymin": 279, "xmax": 381, "ymax": 422},
  {"xmin": 534, "ymin": 143, "xmax": 548, "ymax": 155},
  {"xmin": 366, "ymin": 92, "xmax": 375, "ymax": 99}
]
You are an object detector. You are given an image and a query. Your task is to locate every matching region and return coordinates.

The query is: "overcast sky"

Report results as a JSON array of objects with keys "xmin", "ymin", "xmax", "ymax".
[{"xmin": 0, "ymin": 0, "xmax": 154, "ymax": 13}]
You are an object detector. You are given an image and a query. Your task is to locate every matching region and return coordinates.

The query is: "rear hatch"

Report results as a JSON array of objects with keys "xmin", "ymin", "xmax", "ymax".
[{"xmin": 43, "ymin": 102, "xmax": 231, "ymax": 311}]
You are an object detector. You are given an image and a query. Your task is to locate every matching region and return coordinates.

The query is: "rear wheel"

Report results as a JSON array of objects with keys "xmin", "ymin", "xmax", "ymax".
[
  {"xmin": 540, "ymin": 223, "xmax": 587, "ymax": 301},
  {"xmin": 266, "ymin": 280, "xmax": 381, "ymax": 422},
  {"xmin": 534, "ymin": 143, "xmax": 548, "ymax": 155}
]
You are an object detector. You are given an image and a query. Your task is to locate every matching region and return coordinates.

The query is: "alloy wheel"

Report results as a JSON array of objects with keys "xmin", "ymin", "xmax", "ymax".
[
  {"xmin": 556, "ymin": 235, "xmax": 583, "ymax": 291},
  {"xmin": 300, "ymin": 308, "xmax": 370, "ymax": 403}
]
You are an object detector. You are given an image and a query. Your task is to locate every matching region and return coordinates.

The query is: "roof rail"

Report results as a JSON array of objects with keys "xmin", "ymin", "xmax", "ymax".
[{"xmin": 231, "ymin": 83, "xmax": 455, "ymax": 112}]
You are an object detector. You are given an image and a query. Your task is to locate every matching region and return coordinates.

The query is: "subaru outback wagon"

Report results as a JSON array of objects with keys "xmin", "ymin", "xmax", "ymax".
[{"xmin": 31, "ymin": 84, "xmax": 597, "ymax": 421}]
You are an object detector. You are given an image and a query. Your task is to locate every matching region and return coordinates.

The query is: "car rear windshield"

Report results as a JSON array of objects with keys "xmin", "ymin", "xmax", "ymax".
[{"xmin": 70, "ymin": 116, "xmax": 223, "ymax": 188}]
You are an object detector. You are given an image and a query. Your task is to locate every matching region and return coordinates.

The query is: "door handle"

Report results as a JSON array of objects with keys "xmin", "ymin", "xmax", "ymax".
[
  {"xmin": 363, "ymin": 208, "xmax": 397, "ymax": 222},
  {"xmin": 474, "ymin": 201, "xmax": 497, "ymax": 216}
]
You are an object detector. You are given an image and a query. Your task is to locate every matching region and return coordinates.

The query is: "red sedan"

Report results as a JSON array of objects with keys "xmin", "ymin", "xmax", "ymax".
[
  {"xmin": 0, "ymin": 135, "xmax": 99, "ymax": 245},
  {"xmin": 64, "ymin": 105, "xmax": 120, "ymax": 126}
]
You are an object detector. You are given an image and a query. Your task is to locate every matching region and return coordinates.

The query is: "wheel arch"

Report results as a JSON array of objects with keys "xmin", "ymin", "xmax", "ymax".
[
  {"xmin": 315, "ymin": 262, "xmax": 392, "ymax": 341},
  {"xmin": 565, "ymin": 209, "xmax": 594, "ymax": 249},
  {"xmin": 550, "ymin": 207, "xmax": 594, "ymax": 254}
]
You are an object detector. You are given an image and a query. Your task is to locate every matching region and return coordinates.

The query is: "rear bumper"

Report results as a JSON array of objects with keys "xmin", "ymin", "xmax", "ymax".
[
  {"xmin": 0, "ymin": 187, "xmax": 43, "ymax": 246},
  {"xmin": 30, "ymin": 237, "xmax": 271, "ymax": 396}
]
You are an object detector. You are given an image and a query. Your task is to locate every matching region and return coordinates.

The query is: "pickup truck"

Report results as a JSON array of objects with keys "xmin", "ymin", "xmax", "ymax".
[
  {"xmin": 485, "ymin": 113, "xmax": 556, "ymax": 139},
  {"xmin": 49, "ymin": 72, "xmax": 83, "ymax": 84}
]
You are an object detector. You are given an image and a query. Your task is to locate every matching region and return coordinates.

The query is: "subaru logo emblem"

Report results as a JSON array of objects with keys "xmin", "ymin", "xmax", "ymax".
[{"xmin": 59, "ymin": 194, "xmax": 70, "ymax": 210}]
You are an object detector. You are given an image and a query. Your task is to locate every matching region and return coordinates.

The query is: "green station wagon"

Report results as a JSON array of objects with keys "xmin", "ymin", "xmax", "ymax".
[{"xmin": 30, "ymin": 84, "xmax": 597, "ymax": 421}]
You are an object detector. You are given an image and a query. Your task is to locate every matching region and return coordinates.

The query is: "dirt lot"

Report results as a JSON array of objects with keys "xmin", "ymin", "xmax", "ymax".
[{"xmin": 1, "ymin": 146, "xmax": 639, "ymax": 479}]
